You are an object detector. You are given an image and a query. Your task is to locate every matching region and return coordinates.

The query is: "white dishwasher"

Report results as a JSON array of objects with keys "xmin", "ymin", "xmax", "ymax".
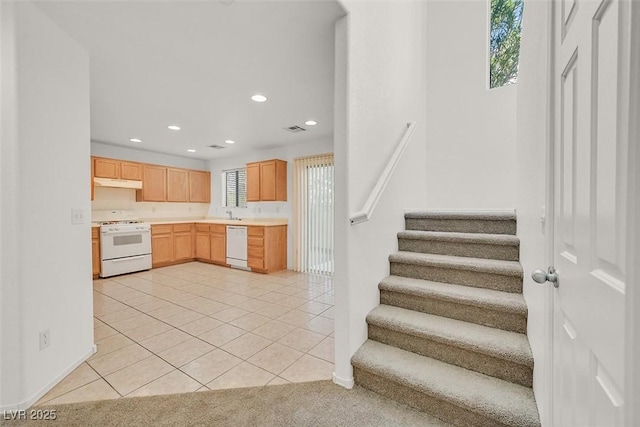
[{"xmin": 226, "ymin": 226, "xmax": 248, "ymax": 269}]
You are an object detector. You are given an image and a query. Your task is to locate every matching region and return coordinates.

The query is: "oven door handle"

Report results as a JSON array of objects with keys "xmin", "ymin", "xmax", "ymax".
[
  {"xmin": 102, "ymin": 230, "xmax": 150, "ymax": 235},
  {"xmin": 110, "ymin": 255, "xmax": 148, "ymax": 262}
]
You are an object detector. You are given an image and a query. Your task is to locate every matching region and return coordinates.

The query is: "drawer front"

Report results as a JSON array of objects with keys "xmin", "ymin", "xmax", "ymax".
[
  {"xmin": 248, "ymin": 257, "xmax": 264, "ymax": 269},
  {"xmin": 248, "ymin": 246, "xmax": 264, "ymax": 259},
  {"xmin": 173, "ymin": 223, "xmax": 192, "ymax": 233},
  {"xmin": 152, "ymin": 224, "xmax": 173, "ymax": 235},
  {"xmin": 248, "ymin": 237, "xmax": 264, "ymax": 248},
  {"xmin": 247, "ymin": 226, "xmax": 264, "ymax": 237},
  {"xmin": 210, "ymin": 224, "xmax": 227, "ymax": 234},
  {"xmin": 195, "ymin": 224, "xmax": 210, "ymax": 232},
  {"xmin": 91, "ymin": 227, "xmax": 99, "ymax": 239}
]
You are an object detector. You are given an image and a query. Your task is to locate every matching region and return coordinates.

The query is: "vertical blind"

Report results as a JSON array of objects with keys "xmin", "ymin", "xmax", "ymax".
[
  {"xmin": 223, "ymin": 168, "xmax": 247, "ymax": 208},
  {"xmin": 293, "ymin": 154, "xmax": 334, "ymax": 275}
]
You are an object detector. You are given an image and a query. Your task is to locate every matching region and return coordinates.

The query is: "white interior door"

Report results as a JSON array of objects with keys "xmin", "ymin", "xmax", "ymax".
[{"xmin": 551, "ymin": 0, "xmax": 632, "ymax": 425}]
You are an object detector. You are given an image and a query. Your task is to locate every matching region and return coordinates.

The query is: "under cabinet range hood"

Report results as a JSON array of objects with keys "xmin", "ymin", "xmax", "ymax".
[{"xmin": 93, "ymin": 177, "xmax": 142, "ymax": 189}]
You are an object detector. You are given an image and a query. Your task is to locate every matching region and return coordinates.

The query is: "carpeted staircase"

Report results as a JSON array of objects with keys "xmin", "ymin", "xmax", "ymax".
[{"xmin": 351, "ymin": 211, "xmax": 540, "ymax": 427}]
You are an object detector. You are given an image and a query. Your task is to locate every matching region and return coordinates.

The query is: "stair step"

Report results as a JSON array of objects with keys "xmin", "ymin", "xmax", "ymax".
[
  {"xmin": 405, "ymin": 211, "xmax": 517, "ymax": 235},
  {"xmin": 367, "ymin": 305, "xmax": 533, "ymax": 387},
  {"xmin": 352, "ymin": 340, "xmax": 540, "ymax": 427},
  {"xmin": 389, "ymin": 251, "xmax": 523, "ymax": 293},
  {"xmin": 398, "ymin": 230, "xmax": 520, "ymax": 261},
  {"xmin": 379, "ymin": 275, "xmax": 527, "ymax": 333}
]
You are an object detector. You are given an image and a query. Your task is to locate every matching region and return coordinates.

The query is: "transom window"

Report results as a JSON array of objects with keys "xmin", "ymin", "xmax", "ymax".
[{"xmin": 489, "ymin": 0, "xmax": 524, "ymax": 88}]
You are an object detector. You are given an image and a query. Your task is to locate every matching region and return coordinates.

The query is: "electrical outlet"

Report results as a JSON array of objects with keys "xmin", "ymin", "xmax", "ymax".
[
  {"xmin": 71, "ymin": 208, "xmax": 84, "ymax": 225},
  {"xmin": 39, "ymin": 329, "xmax": 50, "ymax": 350}
]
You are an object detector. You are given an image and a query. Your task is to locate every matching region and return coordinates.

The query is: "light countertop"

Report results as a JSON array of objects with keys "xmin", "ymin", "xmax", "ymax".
[{"xmin": 92, "ymin": 218, "xmax": 288, "ymax": 227}]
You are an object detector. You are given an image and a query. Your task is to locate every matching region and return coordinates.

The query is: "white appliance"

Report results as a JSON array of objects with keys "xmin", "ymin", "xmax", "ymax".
[
  {"xmin": 100, "ymin": 221, "xmax": 152, "ymax": 278},
  {"xmin": 93, "ymin": 177, "xmax": 142, "ymax": 189},
  {"xmin": 226, "ymin": 226, "xmax": 248, "ymax": 269}
]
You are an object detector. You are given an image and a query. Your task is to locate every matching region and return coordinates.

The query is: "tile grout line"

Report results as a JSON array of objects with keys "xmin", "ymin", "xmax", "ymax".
[{"xmin": 89, "ymin": 263, "xmax": 334, "ymax": 397}]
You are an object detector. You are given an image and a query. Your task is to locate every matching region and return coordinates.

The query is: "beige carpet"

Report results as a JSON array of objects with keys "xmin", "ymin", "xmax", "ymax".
[{"xmin": 3, "ymin": 381, "xmax": 450, "ymax": 427}]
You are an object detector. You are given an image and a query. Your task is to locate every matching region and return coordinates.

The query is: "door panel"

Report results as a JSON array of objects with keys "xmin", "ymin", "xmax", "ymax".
[
  {"xmin": 173, "ymin": 231, "xmax": 192, "ymax": 261},
  {"xmin": 167, "ymin": 168, "xmax": 189, "ymax": 202},
  {"xmin": 246, "ymin": 163, "xmax": 260, "ymax": 201},
  {"xmin": 195, "ymin": 232, "xmax": 210, "ymax": 259},
  {"xmin": 552, "ymin": 0, "xmax": 628, "ymax": 424},
  {"xmin": 120, "ymin": 161, "xmax": 142, "ymax": 180},
  {"xmin": 260, "ymin": 161, "xmax": 276, "ymax": 201}
]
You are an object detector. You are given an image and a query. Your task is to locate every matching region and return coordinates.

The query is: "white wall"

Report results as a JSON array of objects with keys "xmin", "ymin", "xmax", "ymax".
[
  {"xmin": 207, "ymin": 138, "xmax": 334, "ymax": 269},
  {"xmin": 333, "ymin": 0, "xmax": 428, "ymax": 386},
  {"xmin": 91, "ymin": 188, "xmax": 210, "ymax": 222},
  {"xmin": 0, "ymin": 1, "xmax": 93, "ymax": 410},
  {"xmin": 91, "ymin": 141, "xmax": 206, "ymax": 170},
  {"xmin": 424, "ymin": 0, "xmax": 517, "ymax": 209},
  {"xmin": 0, "ymin": 0, "xmax": 22, "ymax": 408},
  {"xmin": 515, "ymin": 2, "xmax": 552, "ymax": 425}
]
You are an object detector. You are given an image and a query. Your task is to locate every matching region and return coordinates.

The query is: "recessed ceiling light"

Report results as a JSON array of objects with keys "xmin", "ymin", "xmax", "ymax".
[
  {"xmin": 224, "ymin": 140, "xmax": 235, "ymax": 144},
  {"xmin": 129, "ymin": 138, "xmax": 142, "ymax": 143},
  {"xmin": 251, "ymin": 94, "xmax": 267, "ymax": 103},
  {"xmin": 187, "ymin": 149, "xmax": 196, "ymax": 153},
  {"xmin": 304, "ymin": 120, "xmax": 318, "ymax": 126},
  {"xmin": 168, "ymin": 125, "xmax": 181, "ymax": 131}
]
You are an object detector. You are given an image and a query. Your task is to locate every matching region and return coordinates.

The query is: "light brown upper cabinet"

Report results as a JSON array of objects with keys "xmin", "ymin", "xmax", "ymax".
[
  {"xmin": 246, "ymin": 159, "xmax": 287, "ymax": 202},
  {"xmin": 120, "ymin": 161, "xmax": 143, "ymax": 180},
  {"xmin": 93, "ymin": 157, "xmax": 142, "ymax": 180},
  {"xmin": 92, "ymin": 156, "xmax": 211, "ymax": 204},
  {"xmin": 246, "ymin": 163, "xmax": 261, "ymax": 202},
  {"xmin": 94, "ymin": 158, "xmax": 119, "ymax": 178},
  {"xmin": 137, "ymin": 165, "xmax": 167, "ymax": 202},
  {"xmin": 167, "ymin": 168, "xmax": 189, "ymax": 202},
  {"xmin": 189, "ymin": 170, "xmax": 211, "ymax": 203}
]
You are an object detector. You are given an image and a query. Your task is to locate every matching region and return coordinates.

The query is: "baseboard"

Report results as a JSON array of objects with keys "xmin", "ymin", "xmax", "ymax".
[
  {"xmin": 0, "ymin": 346, "xmax": 94, "ymax": 412},
  {"xmin": 333, "ymin": 372, "xmax": 354, "ymax": 389}
]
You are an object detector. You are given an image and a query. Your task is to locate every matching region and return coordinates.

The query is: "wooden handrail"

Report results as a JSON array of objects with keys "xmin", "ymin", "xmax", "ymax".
[{"xmin": 350, "ymin": 121, "xmax": 417, "ymax": 225}]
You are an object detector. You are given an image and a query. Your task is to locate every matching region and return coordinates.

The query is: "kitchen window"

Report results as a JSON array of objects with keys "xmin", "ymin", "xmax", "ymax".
[{"xmin": 222, "ymin": 168, "xmax": 247, "ymax": 208}]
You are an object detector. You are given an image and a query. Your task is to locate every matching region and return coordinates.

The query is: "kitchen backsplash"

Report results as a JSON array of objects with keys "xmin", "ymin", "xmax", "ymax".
[
  {"xmin": 92, "ymin": 187, "xmax": 209, "ymax": 221},
  {"xmin": 208, "ymin": 201, "xmax": 288, "ymax": 219}
]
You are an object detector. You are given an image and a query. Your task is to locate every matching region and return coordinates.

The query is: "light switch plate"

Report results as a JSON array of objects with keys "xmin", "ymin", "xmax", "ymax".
[{"xmin": 71, "ymin": 208, "xmax": 84, "ymax": 225}]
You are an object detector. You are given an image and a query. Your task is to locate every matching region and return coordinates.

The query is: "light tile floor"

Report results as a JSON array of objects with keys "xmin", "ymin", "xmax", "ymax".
[{"xmin": 35, "ymin": 262, "xmax": 334, "ymax": 406}]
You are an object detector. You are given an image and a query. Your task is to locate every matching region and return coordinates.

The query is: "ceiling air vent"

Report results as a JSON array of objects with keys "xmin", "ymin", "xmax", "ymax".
[
  {"xmin": 283, "ymin": 125, "xmax": 307, "ymax": 133},
  {"xmin": 208, "ymin": 144, "xmax": 226, "ymax": 149}
]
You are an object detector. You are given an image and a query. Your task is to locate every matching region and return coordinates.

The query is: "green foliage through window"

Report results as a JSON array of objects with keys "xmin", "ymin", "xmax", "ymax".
[{"xmin": 490, "ymin": 0, "xmax": 523, "ymax": 88}]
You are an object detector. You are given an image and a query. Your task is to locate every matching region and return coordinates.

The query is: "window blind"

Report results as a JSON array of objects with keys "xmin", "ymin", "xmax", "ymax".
[
  {"xmin": 293, "ymin": 153, "xmax": 334, "ymax": 275},
  {"xmin": 223, "ymin": 168, "xmax": 247, "ymax": 208}
]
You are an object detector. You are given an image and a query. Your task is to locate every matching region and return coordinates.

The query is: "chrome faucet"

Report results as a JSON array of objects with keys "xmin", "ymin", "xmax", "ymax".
[{"xmin": 226, "ymin": 210, "xmax": 233, "ymax": 220}]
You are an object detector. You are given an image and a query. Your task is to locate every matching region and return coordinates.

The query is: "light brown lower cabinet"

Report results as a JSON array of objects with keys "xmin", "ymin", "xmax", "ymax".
[
  {"xmin": 151, "ymin": 225, "xmax": 173, "ymax": 267},
  {"xmin": 247, "ymin": 225, "xmax": 287, "ymax": 273},
  {"xmin": 173, "ymin": 223, "xmax": 193, "ymax": 261},
  {"xmin": 151, "ymin": 224, "xmax": 194, "ymax": 268},
  {"xmin": 146, "ymin": 223, "xmax": 286, "ymax": 273},
  {"xmin": 92, "ymin": 227, "xmax": 100, "ymax": 278},
  {"xmin": 193, "ymin": 224, "xmax": 226, "ymax": 265},
  {"xmin": 195, "ymin": 224, "xmax": 211, "ymax": 260},
  {"xmin": 210, "ymin": 224, "xmax": 227, "ymax": 265}
]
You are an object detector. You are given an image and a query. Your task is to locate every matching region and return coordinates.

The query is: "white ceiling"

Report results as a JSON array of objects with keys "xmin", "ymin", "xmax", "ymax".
[{"xmin": 35, "ymin": 0, "xmax": 344, "ymax": 160}]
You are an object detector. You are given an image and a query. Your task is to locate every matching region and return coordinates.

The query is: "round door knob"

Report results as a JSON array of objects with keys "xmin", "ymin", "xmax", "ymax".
[
  {"xmin": 531, "ymin": 267, "xmax": 559, "ymax": 288},
  {"xmin": 532, "ymin": 269, "xmax": 548, "ymax": 283}
]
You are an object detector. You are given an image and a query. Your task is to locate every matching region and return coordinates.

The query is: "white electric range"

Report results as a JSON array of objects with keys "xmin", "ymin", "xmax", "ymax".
[{"xmin": 99, "ymin": 220, "xmax": 152, "ymax": 278}]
